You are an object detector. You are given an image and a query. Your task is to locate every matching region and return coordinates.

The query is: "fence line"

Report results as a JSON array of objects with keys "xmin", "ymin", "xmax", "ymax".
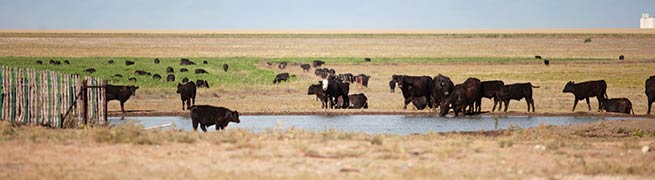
[{"xmin": 0, "ymin": 66, "xmax": 107, "ymax": 128}]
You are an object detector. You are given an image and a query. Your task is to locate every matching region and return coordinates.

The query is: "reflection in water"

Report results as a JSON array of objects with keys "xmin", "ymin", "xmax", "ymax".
[{"xmin": 109, "ymin": 115, "xmax": 636, "ymax": 135}]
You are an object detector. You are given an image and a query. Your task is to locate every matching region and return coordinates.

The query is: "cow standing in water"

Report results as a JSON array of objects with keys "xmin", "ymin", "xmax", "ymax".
[
  {"xmin": 177, "ymin": 82, "xmax": 196, "ymax": 110},
  {"xmin": 562, "ymin": 80, "xmax": 607, "ymax": 111},
  {"xmin": 646, "ymin": 76, "xmax": 655, "ymax": 114},
  {"xmin": 105, "ymin": 85, "xmax": 139, "ymax": 113}
]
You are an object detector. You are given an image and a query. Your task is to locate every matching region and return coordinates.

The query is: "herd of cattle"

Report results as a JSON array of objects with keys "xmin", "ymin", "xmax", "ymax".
[
  {"xmin": 30, "ymin": 57, "xmax": 655, "ymax": 131},
  {"xmin": 386, "ymin": 75, "xmax": 634, "ymax": 116}
]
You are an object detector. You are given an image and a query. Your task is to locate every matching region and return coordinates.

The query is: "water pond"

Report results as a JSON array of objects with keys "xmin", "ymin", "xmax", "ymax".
[{"xmin": 108, "ymin": 115, "xmax": 638, "ymax": 135}]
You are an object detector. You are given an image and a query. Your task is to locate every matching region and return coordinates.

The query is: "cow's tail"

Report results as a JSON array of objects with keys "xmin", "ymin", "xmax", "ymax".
[{"xmin": 531, "ymin": 85, "xmax": 541, "ymax": 88}]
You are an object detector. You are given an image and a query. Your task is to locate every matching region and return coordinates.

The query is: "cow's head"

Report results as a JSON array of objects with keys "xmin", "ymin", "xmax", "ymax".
[
  {"xmin": 226, "ymin": 110, "xmax": 240, "ymax": 123},
  {"xmin": 128, "ymin": 86, "xmax": 139, "ymax": 95},
  {"xmin": 308, "ymin": 84, "xmax": 323, "ymax": 95},
  {"xmin": 562, "ymin": 81, "xmax": 575, "ymax": 93},
  {"xmin": 389, "ymin": 80, "xmax": 396, "ymax": 93},
  {"xmin": 176, "ymin": 83, "xmax": 183, "ymax": 93},
  {"xmin": 439, "ymin": 101, "xmax": 450, "ymax": 117}
]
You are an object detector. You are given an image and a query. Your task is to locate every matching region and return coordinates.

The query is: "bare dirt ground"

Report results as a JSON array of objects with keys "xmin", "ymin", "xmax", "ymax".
[{"xmin": 0, "ymin": 120, "xmax": 654, "ymax": 179}]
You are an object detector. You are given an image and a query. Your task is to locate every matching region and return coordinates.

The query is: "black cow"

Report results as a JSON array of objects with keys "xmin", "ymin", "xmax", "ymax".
[
  {"xmin": 166, "ymin": 67, "xmax": 174, "ymax": 73},
  {"xmin": 312, "ymin": 60, "xmax": 325, "ymax": 68},
  {"xmin": 389, "ymin": 80, "xmax": 396, "ymax": 93},
  {"xmin": 535, "ymin": 55, "xmax": 542, "ymax": 59},
  {"xmin": 105, "ymin": 85, "xmax": 139, "ymax": 113},
  {"xmin": 108, "ymin": 60, "xmax": 115, "ymax": 64},
  {"xmin": 135, "ymin": 70, "xmax": 149, "ymax": 75},
  {"xmin": 177, "ymin": 82, "xmax": 196, "ymax": 110},
  {"xmin": 431, "ymin": 74, "xmax": 455, "ymax": 109},
  {"xmin": 49, "ymin": 60, "xmax": 61, "ymax": 65},
  {"xmin": 562, "ymin": 80, "xmax": 608, "ymax": 111},
  {"xmin": 180, "ymin": 68, "xmax": 188, "ymax": 72},
  {"xmin": 154, "ymin": 58, "xmax": 160, "ymax": 64},
  {"xmin": 273, "ymin": 73, "xmax": 290, "ymax": 84},
  {"xmin": 203, "ymin": 60, "xmax": 208, "ymax": 64},
  {"xmin": 307, "ymin": 84, "xmax": 328, "ymax": 109},
  {"xmin": 314, "ymin": 68, "xmax": 332, "ymax": 79},
  {"xmin": 112, "ymin": 74, "xmax": 123, "ymax": 78},
  {"xmin": 223, "ymin": 64, "xmax": 229, "ymax": 72},
  {"xmin": 128, "ymin": 77, "xmax": 137, "ymax": 82},
  {"xmin": 278, "ymin": 62, "xmax": 288, "ymax": 69},
  {"xmin": 322, "ymin": 77, "xmax": 350, "ymax": 109},
  {"xmin": 394, "ymin": 75, "xmax": 433, "ymax": 110},
  {"xmin": 166, "ymin": 74, "xmax": 175, "ymax": 82},
  {"xmin": 480, "ymin": 80, "xmax": 505, "ymax": 112},
  {"xmin": 190, "ymin": 105, "xmax": 240, "ymax": 132},
  {"xmin": 600, "ymin": 98, "xmax": 633, "ymax": 114},
  {"xmin": 347, "ymin": 93, "xmax": 368, "ymax": 109},
  {"xmin": 195, "ymin": 69, "xmax": 208, "ymax": 74},
  {"xmin": 439, "ymin": 78, "xmax": 481, "ymax": 116},
  {"xmin": 196, "ymin": 79, "xmax": 209, "ymax": 88},
  {"xmin": 544, "ymin": 59, "xmax": 550, "ymax": 66},
  {"xmin": 338, "ymin": 73, "xmax": 354, "ymax": 82},
  {"xmin": 84, "ymin": 68, "xmax": 96, "ymax": 74},
  {"xmin": 300, "ymin": 64, "xmax": 311, "ymax": 72},
  {"xmin": 64, "ymin": 60, "xmax": 70, "ymax": 64},
  {"xmin": 646, "ymin": 76, "xmax": 655, "ymax": 114},
  {"xmin": 619, "ymin": 55, "xmax": 625, "ymax": 61},
  {"xmin": 355, "ymin": 74, "xmax": 370, "ymax": 87},
  {"xmin": 182, "ymin": 77, "xmax": 189, "ymax": 83},
  {"xmin": 500, "ymin": 83, "xmax": 539, "ymax": 112},
  {"xmin": 36, "ymin": 60, "xmax": 43, "ymax": 64},
  {"xmin": 364, "ymin": 58, "xmax": 371, "ymax": 62},
  {"xmin": 328, "ymin": 69, "xmax": 336, "ymax": 76},
  {"xmin": 152, "ymin": 74, "xmax": 162, "ymax": 80},
  {"xmin": 125, "ymin": 60, "xmax": 135, "ymax": 66},
  {"xmin": 180, "ymin": 58, "xmax": 196, "ymax": 65}
]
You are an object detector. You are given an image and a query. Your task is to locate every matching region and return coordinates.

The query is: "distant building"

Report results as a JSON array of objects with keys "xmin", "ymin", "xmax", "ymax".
[{"xmin": 641, "ymin": 13, "xmax": 655, "ymax": 28}]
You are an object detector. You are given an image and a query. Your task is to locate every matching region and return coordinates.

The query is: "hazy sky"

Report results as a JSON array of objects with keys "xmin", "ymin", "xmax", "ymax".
[{"xmin": 0, "ymin": 0, "xmax": 653, "ymax": 29}]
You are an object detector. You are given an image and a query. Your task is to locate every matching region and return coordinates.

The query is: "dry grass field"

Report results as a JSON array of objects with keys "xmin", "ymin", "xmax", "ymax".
[
  {"xmin": 1, "ymin": 30, "xmax": 655, "ymax": 58},
  {"xmin": 0, "ymin": 120, "xmax": 654, "ymax": 179}
]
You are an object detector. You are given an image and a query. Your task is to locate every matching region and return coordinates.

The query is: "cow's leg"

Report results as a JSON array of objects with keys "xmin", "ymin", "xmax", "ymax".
[
  {"xmin": 596, "ymin": 97, "xmax": 603, "ymax": 112},
  {"xmin": 192, "ymin": 97, "xmax": 195, "ymax": 107},
  {"xmin": 571, "ymin": 99, "xmax": 579, "ymax": 111},
  {"xmin": 403, "ymin": 98, "xmax": 410, "ymax": 109},
  {"xmin": 585, "ymin": 98, "xmax": 591, "ymax": 111},
  {"xmin": 192, "ymin": 120, "xmax": 199, "ymax": 131},
  {"xmin": 181, "ymin": 99, "xmax": 185, "ymax": 110},
  {"xmin": 503, "ymin": 100, "xmax": 510, "ymax": 112},
  {"xmin": 526, "ymin": 99, "xmax": 531, "ymax": 112},
  {"xmin": 200, "ymin": 125, "xmax": 207, "ymax": 132},
  {"xmin": 648, "ymin": 98, "xmax": 653, "ymax": 114},
  {"xmin": 492, "ymin": 98, "xmax": 499, "ymax": 112},
  {"xmin": 120, "ymin": 101, "xmax": 125, "ymax": 113},
  {"xmin": 530, "ymin": 99, "xmax": 536, "ymax": 112}
]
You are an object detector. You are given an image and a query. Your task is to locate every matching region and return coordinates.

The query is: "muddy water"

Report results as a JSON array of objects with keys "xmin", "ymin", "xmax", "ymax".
[{"xmin": 108, "ymin": 115, "xmax": 639, "ymax": 135}]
